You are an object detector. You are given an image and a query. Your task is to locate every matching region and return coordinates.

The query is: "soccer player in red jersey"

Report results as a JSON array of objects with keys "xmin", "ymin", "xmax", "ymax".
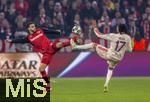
[{"xmin": 6, "ymin": 22, "xmax": 81, "ymax": 92}]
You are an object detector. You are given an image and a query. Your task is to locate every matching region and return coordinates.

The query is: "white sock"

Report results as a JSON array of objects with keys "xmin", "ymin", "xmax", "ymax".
[
  {"xmin": 104, "ymin": 68, "xmax": 113, "ymax": 87},
  {"xmin": 76, "ymin": 43, "xmax": 93, "ymax": 50}
]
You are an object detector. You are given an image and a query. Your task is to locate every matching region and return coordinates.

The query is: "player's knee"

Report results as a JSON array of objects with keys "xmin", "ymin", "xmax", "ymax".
[
  {"xmin": 39, "ymin": 64, "xmax": 47, "ymax": 71},
  {"xmin": 39, "ymin": 67, "xmax": 45, "ymax": 71},
  {"xmin": 91, "ymin": 42, "xmax": 96, "ymax": 48},
  {"xmin": 56, "ymin": 42, "xmax": 63, "ymax": 48},
  {"xmin": 108, "ymin": 64, "xmax": 116, "ymax": 70},
  {"xmin": 108, "ymin": 61, "xmax": 118, "ymax": 70},
  {"xmin": 109, "ymin": 67, "xmax": 114, "ymax": 70}
]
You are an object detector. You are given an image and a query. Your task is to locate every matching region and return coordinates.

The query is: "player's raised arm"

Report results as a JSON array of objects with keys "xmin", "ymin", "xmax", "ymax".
[
  {"xmin": 92, "ymin": 20, "xmax": 110, "ymax": 40},
  {"xmin": 6, "ymin": 37, "xmax": 29, "ymax": 43},
  {"xmin": 92, "ymin": 20, "xmax": 114, "ymax": 41},
  {"xmin": 42, "ymin": 27, "xmax": 61, "ymax": 35},
  {"xmin": 92, "ymin": 20, "xmax": 103, "ymax": 37}
]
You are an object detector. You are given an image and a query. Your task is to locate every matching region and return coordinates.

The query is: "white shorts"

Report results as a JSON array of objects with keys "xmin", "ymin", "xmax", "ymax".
[{"xmin": 95, "ymin": 44, "xmax": 119, "ymax": 69}]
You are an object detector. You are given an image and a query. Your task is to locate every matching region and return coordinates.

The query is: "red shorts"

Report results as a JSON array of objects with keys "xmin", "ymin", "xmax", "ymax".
[
  {"xmin": 41, "ymin": 53, "xmax": 54, "ymax": 65},
  {"xmin": 41, "ymin": 42, "xmax": 60, "ymax": 65}
]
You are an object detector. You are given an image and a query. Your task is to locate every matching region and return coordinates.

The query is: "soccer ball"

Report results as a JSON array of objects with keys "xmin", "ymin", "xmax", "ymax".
[{"xmin": 72, "ymin": 25, "xmax": 82, "ymax": 35}]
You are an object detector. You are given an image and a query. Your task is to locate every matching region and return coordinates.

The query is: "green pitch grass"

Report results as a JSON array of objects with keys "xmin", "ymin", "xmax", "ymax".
[{"xmin": 50, "ymin": 77, "xmax": 150, "ymax": 102}]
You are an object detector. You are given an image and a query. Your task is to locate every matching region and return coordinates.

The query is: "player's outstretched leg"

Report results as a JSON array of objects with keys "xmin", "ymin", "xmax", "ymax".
[
  {"xmin": 39, "ymin": 63, "xmax": 51, "ymax": 92},
  {"xmin": 103, "ymin": 67, "xmax": 113, "ymax": 93},
  {"xmin": 103, "ymin": 61, "xmax": 118, "ymax": 93},
  {"xmin": 55, "ymin": 41, "xmax": 70, "ymax": 49},
  {"xmin": 70, "ymin": 39, "xmax": 95, "ymax": 50}
]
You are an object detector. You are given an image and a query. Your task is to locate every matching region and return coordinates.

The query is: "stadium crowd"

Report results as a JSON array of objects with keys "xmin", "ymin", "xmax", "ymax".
[{"xmin": 0, "ymin": 0, "xmax": 150, "ymax": 51}]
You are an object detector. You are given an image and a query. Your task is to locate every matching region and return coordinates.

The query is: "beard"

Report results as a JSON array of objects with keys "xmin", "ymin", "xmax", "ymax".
[{"xmin": 29, "ymin": 29, "xmax": 36, "ymax": 34}]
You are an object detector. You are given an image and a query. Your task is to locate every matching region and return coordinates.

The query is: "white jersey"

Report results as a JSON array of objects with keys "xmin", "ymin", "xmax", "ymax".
[{"xmin": 99, "ymin": 33, "xmax": 132, "ymax": 61}]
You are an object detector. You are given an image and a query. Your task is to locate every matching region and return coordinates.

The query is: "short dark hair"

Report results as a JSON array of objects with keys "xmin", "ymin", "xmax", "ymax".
[
  {"xmin": 118, "ymin": 24, "xmax": 128, "ymax": 34},
  {"xmin": 26, "ymin": 21, "xmax": 35, "ymax": 28}
]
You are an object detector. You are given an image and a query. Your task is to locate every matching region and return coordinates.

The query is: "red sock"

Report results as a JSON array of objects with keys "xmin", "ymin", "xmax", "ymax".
[{"xmin": 40, "ymin": 71, "xmax": 50, "ymax": 84}]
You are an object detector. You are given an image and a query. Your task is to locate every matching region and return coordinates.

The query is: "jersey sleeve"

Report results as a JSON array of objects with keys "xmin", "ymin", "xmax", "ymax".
[
  {"xmin": 127, "ymin": 37, "xmax": 133, "ymax": 52},
  {"xmin": 36, "ymin": 28, "xmax": 44, "ymax": 34},
  {"xmin": 93, "ymin": 28, "xmax": 115, "ymax": 41},
  {"xmin": 98, "ymin": 33, "xmax": 116, "ymax": 41},
  {"xmin": 11, "ymin": 37, "xmax": 30, "ymax": 43}
]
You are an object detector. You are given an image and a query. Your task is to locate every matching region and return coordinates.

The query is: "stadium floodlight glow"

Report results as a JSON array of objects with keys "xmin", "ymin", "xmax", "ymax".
[{"xmin": 57, "ymin": 52, "xmax": 91, "ymax": 78}]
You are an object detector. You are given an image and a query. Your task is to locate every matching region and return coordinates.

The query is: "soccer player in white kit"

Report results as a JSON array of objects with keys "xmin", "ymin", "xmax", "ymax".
[{"xmin": 70, "ymin": 21, "xmax": 133, "ymax": 93}]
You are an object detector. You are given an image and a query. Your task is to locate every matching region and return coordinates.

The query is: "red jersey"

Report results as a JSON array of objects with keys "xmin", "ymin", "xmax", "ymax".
[{"xmin": 27, "ymin": 28, "xmax": 56, "ymax": 54}]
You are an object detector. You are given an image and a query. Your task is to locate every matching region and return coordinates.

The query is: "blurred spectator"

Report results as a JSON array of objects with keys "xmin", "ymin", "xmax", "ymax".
[
  {"xmin": 145, "ymin": 7, "xmax": 150, "ymax": 20},
  {"xmin": 14, "ymin": 14, "xmax": 29, "ymax": 51},
  {"xmin": 15, "ymin": 0, "xmax": 29, "ymax": 17},
  {"xmin": 148, "ymin": 0, "xmax": 150, "ymax": 5},
  {"xmin": 34, "ymin": 8, "xmax": 50, "ymax": 27},
  {"xmin": 61, "ymin": 0, "xmax": 69, "ymax": 14},
  {"xmin": 53, "ymin": 2, "xmax": 62, "ymax": 17},
  {"xmin": 130, "ymin": 7, "xmax": 138, "ymax": 22},
  {"xmin": 0, "ymin": 12, "xmax": 11, "ymax": 39},
  {"xmin": 99, "ymin": 17, "xmax": 112, "ymax": 34},
  {"xmin": 0, "ymin": 0, "xmax": 9, "ymax": 12},
  {"xmin": 6, "ymin": 2, "xmax": 18, "ymax": 31},
  {"xmin": 141, "ymin": 13, "xmax": 150, "ymax": 39},
  {"xmin": 103, "ymin": 0, "xmax": 115, "ymax": 11},
  {"xmin": 65, "ymin": 1, "xmax": 79, "ymax": 32},
  {"xmin": 136, "ymin": 0, "xmax": 145, "ymax": 16},
  {"xmin": 128, "ymin": 16, "xmax": 138, "ymax": 38},
  {"xmin": 73, "ymin": 13, "xmax": 81, "ymax": 25},
  {"xmin": 14, "ymin": 14, "xmax": 27, "ymax": 38},
  {"xmin": 45, "ymin": 0, "xmax": 54, "ymax": 19},
  {"xmin": 142, "ymin": 19, "xmax": 150, "ymax": 39},
  {"xmin": 52, "ymin": 12, "xmax": 65, "ymax": 35},
  {"xmin": 114, "ymin": 2, "xmax": 120, "ymax": 12},
  {"xmin": 75, "ymin": 0, "xmax": 83, "ymax": 11},
  {"xmin": 27, "ymin": 0, "xmax": 41, "ymax": 20},
  {"xmin": 98, "ymin": 11, "xmax": 110, "ymax": 28},
  {"xmin": 91, "ymin": 1, "xmax": 101, "ymax": 20},
  {"xmin": 121, "ymin": 0, "xmax": 131, "ymax": 21},
  {"xmin": 81, "ymin": 1, "xmax": 93, "ymax": 19},
  {"xmin": 82, "ymin": 17, "xmax": 92, "ymax": 39},
  {"xmin": 111, "ymin": 11, "xmax": 126, "ymax": 31},
  {"xmin": 51, "ymin": 2, "xmax": 66, "ymax": 34}
]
